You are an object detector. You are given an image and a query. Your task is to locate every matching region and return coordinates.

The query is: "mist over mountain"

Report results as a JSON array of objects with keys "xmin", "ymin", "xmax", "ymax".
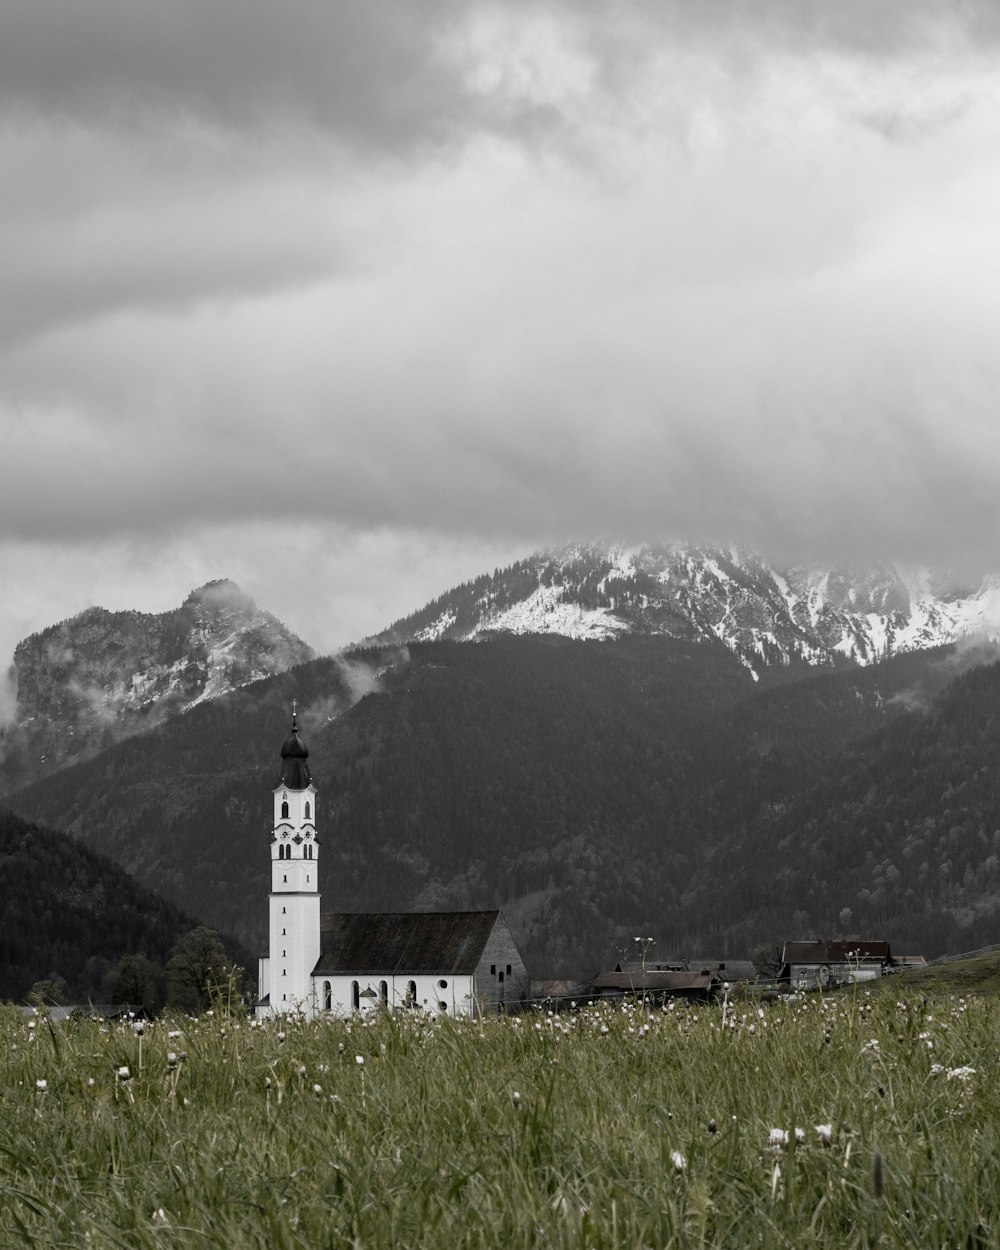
[
  {"xmin": 1, "ymin": 579, "xmax": 314, "ymax": 792},
  {"xmin": 367, "ymin": 542, "xmax": 1000, "ymax": 675}
]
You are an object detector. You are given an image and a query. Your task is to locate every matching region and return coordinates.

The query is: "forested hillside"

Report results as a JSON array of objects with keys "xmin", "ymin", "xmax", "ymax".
[
  {"xmin": 10, "ymin": 633, "xmax": 999, "ymax": 977},
  {"xmin": 0, "ymin": 807, "xmax": 248, "ymax": 1003},
  {"xmin": 702, "ymin": 659, "xmax": 1000, "ymax": 960}
]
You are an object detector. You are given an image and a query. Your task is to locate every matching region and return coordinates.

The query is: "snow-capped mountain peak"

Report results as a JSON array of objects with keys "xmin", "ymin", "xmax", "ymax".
[{"xmin": 368, "ymin": 542, "xmax": 1000, "ymax": 674}]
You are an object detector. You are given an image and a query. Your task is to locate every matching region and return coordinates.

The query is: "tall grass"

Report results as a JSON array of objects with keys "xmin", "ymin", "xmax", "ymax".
[{"xmin": 0, "ymin": 991, "xmax": 997, "ymax": 1248}]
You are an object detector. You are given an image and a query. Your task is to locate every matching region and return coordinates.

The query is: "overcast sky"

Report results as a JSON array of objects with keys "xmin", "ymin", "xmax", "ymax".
[{"xmin": 3, "ymin": 1, "xmax": 1000, "ymax": 693}]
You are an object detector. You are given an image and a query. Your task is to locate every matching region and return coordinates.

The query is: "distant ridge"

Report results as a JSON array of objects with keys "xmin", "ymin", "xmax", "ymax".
[{"xmin": 365, "ymin": 542, "xmax": 1000, "ymax": 675}]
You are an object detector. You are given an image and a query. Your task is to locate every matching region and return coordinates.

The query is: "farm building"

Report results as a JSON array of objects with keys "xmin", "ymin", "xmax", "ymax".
[
  {"xmin": 779, "ymin": 940, "xmax": 893, "ymax": 990},
  {"xmin": 590, "ymin": 969, "xmax": 720, "ymax": 1002}
]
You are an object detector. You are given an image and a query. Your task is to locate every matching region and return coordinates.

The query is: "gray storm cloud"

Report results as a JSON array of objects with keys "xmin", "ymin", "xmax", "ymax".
[{"xmin": 3, "ymin": 0, "xmax": 1000, "ymax": 659}]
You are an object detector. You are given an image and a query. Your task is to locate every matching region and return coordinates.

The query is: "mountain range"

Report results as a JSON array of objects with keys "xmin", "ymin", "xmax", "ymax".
[
  {"xmin": 368, "ymin": 543, "xmax": 1000, "ymax": 673},
  {"xmin": 5, "ymin": 544, "xmax": 1000, "ymax": 982}
]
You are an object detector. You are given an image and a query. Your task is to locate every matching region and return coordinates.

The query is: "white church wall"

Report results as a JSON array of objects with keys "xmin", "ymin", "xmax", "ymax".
[{"xmin": 313, "ymin": 973, "xmax": 477, "ymax": 1017}]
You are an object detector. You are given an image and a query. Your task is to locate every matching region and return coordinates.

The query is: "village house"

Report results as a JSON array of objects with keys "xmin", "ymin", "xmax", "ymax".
[
  {"xmin": 590, "ymin": 969, "xmax": 720, "ymax": 1002},
  {"xmin": 256, "ymin": 710, "xmax": 529, "ymax": 1018},
  {"xmin": 779, "ymin": 940, "xmax": 894, "ymax": 990}
]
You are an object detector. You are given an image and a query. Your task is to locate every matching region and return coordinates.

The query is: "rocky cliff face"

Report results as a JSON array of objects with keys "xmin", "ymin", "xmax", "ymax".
[
  {"xmin": 367, "ymin": 542, "xmax": 1000, "ymax": 675},
  {"xmin": 2, "ymin": 580, "xmax": 314, "ymax": 790}
]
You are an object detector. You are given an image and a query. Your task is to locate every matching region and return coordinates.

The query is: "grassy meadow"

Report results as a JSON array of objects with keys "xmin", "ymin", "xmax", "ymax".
[{"xmin": 1, "ymin": 989, "xmax": 998, "ymax": 1249}]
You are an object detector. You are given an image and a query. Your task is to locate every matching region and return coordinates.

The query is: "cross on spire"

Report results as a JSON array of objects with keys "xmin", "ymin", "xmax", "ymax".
[{"xmin": 291, "ymin": 699, "xmax": 298, "ymax": 728}]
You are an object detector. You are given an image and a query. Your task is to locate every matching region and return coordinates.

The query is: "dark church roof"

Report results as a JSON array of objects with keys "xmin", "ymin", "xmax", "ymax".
[
  {"xmin": 277, "ymin": 712, "xmax": 313, "ymax": 790},
  {"xmin": 313, "ymin": 911, "xmax": 501, "ymax": 975}
]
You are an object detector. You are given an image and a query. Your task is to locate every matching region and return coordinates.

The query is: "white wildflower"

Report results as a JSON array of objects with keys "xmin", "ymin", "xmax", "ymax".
[
  {"xmin": 946, "ymin": 1066, "xmax": 976, "ymax": 1082},
  {"xmin": 117, "ymin": 1066, "xmax": 131, "ymax": 1080},
  {"xmin": 769, "ymin": 1129, "xmax": 789, "ymax": 1148},
  {"xmin": 355, "ymin": 1055, "xmax": 364, "ymax": 1066},
  {"xmin": 815, "ymin": 1124, "xmax": 833, "ymax": 1145},
  {"xmin": 35, "ymin": 1079, "xmax": 47, "ymax": 1092},
  {"xmin": 670, "ymin": 1150, "xmax": 687, "ymax": 1173}
]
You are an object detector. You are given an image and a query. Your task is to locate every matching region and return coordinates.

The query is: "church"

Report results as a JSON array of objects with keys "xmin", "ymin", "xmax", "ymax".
[{"xmin": 256, "ymin": 710, "xmax": 529, "ymax": 1018}]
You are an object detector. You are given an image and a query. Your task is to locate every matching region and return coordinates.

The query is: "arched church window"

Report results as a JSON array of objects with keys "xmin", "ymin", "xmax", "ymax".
[
  {"xmin": 324, "ymin": 981, "xmax": 332, "ymax": 1011},
  {"xmin": 407, "ymin": 980, "xmax": 417, "ymax": 1007},
  {"xmin": 305, "ymin": 802, "xmax": 311, "ymax": 820},
  {"xmin": 281, "ymin": 801, "xmax": 289, "ymax": 820},
  {"xmin": 379, "ymin": 980, "xmax": 388, "ymax": 1006},
  {"xmin": 282, "ymin": 875, "xmax": 287, "ymax": 883},
  {"xmin": 351, "ymin": 981, "xmax": 360, "ymax": 1011}
]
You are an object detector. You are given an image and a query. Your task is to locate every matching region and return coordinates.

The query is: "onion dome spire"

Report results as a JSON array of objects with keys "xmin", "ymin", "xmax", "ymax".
[{"xmin": 278, "ymin": 701, "xmax": 312, "ymax": 789}]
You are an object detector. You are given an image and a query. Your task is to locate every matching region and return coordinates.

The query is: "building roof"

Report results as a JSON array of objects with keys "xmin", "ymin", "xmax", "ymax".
[
  {"xmin": 313, "ymin": 911, "xmax": 501, "ymax": 975},
  {"xmin": 781, "ymin": 940, "xmax": 891, "ymax": 964},
  {"xmin": 277, "ymin": 711, "xmax": 313, "ymax": 790},
  {"xmin": 591, "ymin": 971, "xmax": 717, "ymax": 992}
]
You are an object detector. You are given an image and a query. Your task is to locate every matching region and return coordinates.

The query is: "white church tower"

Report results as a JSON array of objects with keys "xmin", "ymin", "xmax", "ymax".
[{"xmin": 260, "ymin": 705, "xmax": 320, "ymax": 1015}]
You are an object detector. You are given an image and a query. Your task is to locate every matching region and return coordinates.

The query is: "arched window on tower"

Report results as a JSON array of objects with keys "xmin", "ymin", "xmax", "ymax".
[
  {"xmin": 305, "ymin": 801, "xmax": 311, "ymax": 820},
  {"xmin": 281, "ymin": 800, "xmax": 289, "ymax": 820}
]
